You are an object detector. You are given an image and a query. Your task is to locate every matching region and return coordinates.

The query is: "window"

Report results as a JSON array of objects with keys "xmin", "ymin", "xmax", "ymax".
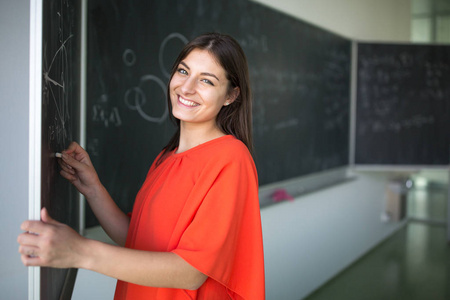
[{"xmin": 411, "ymin": 0, "xmax": 450, "ymax": 43}]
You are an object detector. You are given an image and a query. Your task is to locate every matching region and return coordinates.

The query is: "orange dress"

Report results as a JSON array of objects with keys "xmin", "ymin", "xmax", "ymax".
[{"xmin": 114, "ymin": 135, "xmax": 265, "ymax": 299}]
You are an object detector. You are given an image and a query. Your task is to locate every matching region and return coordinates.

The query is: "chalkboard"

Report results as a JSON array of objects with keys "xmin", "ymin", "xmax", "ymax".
[
  {"xmin": 41, "ymin": 0, "xmax": 81, "ymax": 299},
  {"xmin": 86, "ymin": 0, "xmax": 351, "ymax": 227},
  {"xmin": 355, "ymin": 43, "xmax": 450, "ymax": 165}
]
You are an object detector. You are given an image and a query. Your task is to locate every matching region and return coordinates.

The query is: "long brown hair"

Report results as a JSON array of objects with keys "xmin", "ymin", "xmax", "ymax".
[{"xmin": 159, "ymin": 33, "xmax": 253, "ymax": 163}]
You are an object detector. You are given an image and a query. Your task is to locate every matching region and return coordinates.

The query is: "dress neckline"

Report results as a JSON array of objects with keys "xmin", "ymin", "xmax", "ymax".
[{"xmin": 172, "ymin": 135, "xmax": 234, "ymax": 158}]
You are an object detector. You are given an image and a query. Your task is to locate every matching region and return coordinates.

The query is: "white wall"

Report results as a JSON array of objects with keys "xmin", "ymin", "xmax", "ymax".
[
  {"xmin": 261, "ymin": 171, "xmax": 408, "ymax": 299},
  {"xmin": 0, "ymin": 0, "xmax": 30, "ymax": 299},
  {"xmin": 252, "ymin": 0, "xmax": 411, "ymax": 41}
]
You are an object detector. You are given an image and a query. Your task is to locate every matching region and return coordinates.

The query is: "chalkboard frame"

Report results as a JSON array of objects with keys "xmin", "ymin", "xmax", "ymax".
[{"xmin": 29, "ymin": 0, "xmax": 44, "ymax": 298}]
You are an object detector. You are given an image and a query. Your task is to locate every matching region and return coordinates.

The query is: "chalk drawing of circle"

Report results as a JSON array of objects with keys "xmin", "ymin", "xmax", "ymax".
[
  {"xmin": 123, "ymin": 49, "xmax": 137, "ymax": 66},
  {"xmin": 159, "ymin": 33, "xmax": 189, "ymax": 78},
  {"xmin": 124, "ymin": 87, "xmax": 145, "ymax": 110},
  {"xmin": 124, "ymin": 75, "xmax": 168, "ymax": 123}
]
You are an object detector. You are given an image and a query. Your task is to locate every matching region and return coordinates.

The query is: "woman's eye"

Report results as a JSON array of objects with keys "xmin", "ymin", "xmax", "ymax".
[
  {"xmin": 201, "ymin": 79, "xmax": 214, "ymax": 86},
  {"xmin": 177, "ymin": 68, "xmax": 188, "ymax": 75}
]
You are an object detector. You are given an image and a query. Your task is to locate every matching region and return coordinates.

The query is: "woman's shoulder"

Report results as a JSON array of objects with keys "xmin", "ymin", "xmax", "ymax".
[
  {"xmin": 191, "ymin": 135, "xmax": 257, "ymax": 184},
  {"xmin": 214, "ymin": 134, "xmax": 248, "ymax": 150},
  {"xmin": 205, "ymin": 135, "xmax": 251, "ymax": 159},
  {"xmin": 207, "ymin": 137, "xmax": 256, "ymax": 173}
]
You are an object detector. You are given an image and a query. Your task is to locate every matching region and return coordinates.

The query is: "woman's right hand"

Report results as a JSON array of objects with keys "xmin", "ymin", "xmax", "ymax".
[{"xmin": 59, "ymin": 141, "xmax": 102, "ymax": 199}]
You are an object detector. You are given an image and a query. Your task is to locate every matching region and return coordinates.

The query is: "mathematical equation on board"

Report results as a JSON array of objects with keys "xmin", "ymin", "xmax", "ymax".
[{"xmin": 92, "ymin": 33, "xmax": 189, "ymax": 128}]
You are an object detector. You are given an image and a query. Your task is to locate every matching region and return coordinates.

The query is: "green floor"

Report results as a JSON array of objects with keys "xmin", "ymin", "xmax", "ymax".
[{"xmin": 305, "ymin": 186, "xmax": 450, "ymax": 300}]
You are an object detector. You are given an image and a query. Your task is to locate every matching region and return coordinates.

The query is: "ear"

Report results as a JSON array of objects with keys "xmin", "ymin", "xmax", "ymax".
[{"xmin": 224, "ymin": 87, "xmax": 240, "ymax": 106}]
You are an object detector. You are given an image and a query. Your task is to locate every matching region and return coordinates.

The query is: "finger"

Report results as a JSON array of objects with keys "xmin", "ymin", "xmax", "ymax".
[
  {"xmin": 59, "ymin": 169, "xmax": 78, "ymax": 182},
  {"xmin": 20, "ymin": 220, "xmax": 47, "ymax": 235},
  {"xmin": 17, "ymin": 231, "xmax": 40, "ymax": 246},
  {"xmin": 63, "ymin": 143, "xmax": 93, "ymax": 166},
  {"xmin": 61, "ymin": 152, "xmax": 88, "ymax": 170},
  {"xmin": 41, "ymin": 207, "xmax": 60, "ymax": 225},
  {"xmin": 18, "ymin": 244, "xmax": 40, "ymax": 257},
  {"xmin": 65, "ymin": 141, "xmax": 80, "ymax": 153},
  {"xmin": 20, "ymin": 253, "xmax": 44, "ymax": 267},
  {"xmin": 58, "ymin": 159, "xmax": 75, "ymax": 175},
  {"xmin": 64, "ymin": 142, "xmax": 87, "ymax": 160}
]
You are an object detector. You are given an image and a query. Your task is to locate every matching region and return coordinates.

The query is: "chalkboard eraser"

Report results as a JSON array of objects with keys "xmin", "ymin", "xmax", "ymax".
[{"xmin": 55, "ymin": 152, "xmax": 62, "ymax": 158}]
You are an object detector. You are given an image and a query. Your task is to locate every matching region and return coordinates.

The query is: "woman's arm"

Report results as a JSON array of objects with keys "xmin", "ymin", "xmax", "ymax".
[
  {"xmin": 18, "ymin": 208, "xmax": 207, "ymax": 290},
  {"xmin": 83, "ymin": 239, "xmax": 207, "ymax": 290},
  {"xmin": 79, "ymin": 181, "xmax": 130, "ymax": 246},
  {"xmin": 59, "ymin": 142, "xmax": 129, "ymax": 245}
]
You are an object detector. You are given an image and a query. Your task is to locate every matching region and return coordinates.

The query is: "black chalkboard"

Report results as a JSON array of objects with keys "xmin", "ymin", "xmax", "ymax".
[
  {"xmin": 355, "ymin": 43, "xmax": 450, "ymax": 165},
  {"xmin": 41, "ymin": 0, "xmax": 81, "ymax": 298},
  {"xmin": 86, "ymin": 0, "xmax": 351, "ymax": 227}
]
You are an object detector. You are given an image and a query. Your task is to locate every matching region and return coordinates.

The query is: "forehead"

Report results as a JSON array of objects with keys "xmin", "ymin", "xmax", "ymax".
[{"xmin": 182, "ymin": 49, "xmax": 226, "ymax": 78}]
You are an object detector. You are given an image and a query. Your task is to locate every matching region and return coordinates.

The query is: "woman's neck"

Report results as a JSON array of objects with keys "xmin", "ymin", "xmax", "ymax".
[{"xmin": 177, "ymin": 122, "xmax": 225, "ymax": 153}]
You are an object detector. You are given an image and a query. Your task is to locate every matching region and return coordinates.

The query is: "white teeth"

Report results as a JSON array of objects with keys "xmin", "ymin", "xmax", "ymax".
[{"xmin": 179, "ymin": 96, "xmax": 199, "ymax": 107}]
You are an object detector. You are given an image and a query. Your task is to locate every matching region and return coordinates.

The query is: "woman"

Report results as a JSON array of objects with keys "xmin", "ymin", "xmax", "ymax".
[{"xmin": 18, "ymin": 33, "xmax": 265, "ymax": 299}]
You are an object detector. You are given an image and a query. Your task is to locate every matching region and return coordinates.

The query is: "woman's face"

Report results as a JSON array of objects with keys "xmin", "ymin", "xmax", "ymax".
[{"xmin": 169, "ymin": 49, "xmax": 234, "ymax": 129}]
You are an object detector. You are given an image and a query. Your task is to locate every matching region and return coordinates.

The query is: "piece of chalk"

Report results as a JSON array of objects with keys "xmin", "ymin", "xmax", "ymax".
[{"xmin": 55, "ymin": 152, "xmax": 62, "ymax": 158}]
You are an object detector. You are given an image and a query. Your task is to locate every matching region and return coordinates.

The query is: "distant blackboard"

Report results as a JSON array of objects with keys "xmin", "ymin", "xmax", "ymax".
[
  {"xmin": 355, "ymin": 43, "xmax": 450, "ymax": 165},
  {"xmin": 41, "ymin": 0, "xmax": 81, "ymax": 299},
  {"xmin": 86, "ymin": 0, "xmax": 351, "ymax": 226}
]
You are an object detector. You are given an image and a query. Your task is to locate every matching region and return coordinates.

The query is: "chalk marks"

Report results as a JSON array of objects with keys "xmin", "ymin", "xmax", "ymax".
[
  {"xmin": 357, "ymin": 44, "xmax": 450, "ymax": 138},
  {"xmin": 93, "ymin": 106, "xmax": 122, "ymax": 128},
  {"xmin": 42, "ymin": 29, "xmax": 73, "ymax": 147},
  {"xmin": 123, "ymin": 32, "xmax": 187, "ymax": 124},
  {"xmin": 92, "ymin": 105, "xmax": 122, "ymax": 127},
  {"xmin": 274, "ymin": 118, "xmax": 299, "ymax": 131},
  {"xmin": 237, "ymin": 34, "xmax": 269, "ymax": 53},
  {"xmin": 355, "ymin": 43, "xmax": 450, "ymax": 165},
  {"xmin": 159, "ymin": 33, "xmax": 189, "ymax": 78},
  {"xmin": 358, "ymin": 114, "xmax": 436, "ymax": 135},
  {"xmin": 91, "ymin": 32, "xmax": 188, "ymax": 127},
  {"xmin": 122, "ymin": 49, "xmax": 137, "ymax": 67},
  {"xmin": 124, "ymin": 75, "xmax": 168, "ymax": 123},
  {"xmin": 87, "ymin": 138, "xmax": 100, "ymax": 157}
]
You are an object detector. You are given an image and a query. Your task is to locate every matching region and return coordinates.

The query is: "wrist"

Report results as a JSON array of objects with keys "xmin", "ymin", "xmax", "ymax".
[
  {"xmin": 84, "ymin": 181, "xmax": 107, "ymax": 203},
  {"xmin": 77, "ymin": 238, "xmax": 99, "ymax": 270}
]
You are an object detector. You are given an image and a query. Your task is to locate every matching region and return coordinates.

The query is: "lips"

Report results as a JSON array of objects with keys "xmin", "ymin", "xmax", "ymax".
[{"xmin": 178, "ymin": 96, "xmax": 200, "ymax": 107}]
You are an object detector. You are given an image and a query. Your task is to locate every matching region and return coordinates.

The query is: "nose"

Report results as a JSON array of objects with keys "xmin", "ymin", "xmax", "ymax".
[{"xmin": 180, "ymin": 77, "xmax": 196, "ymax": 95}]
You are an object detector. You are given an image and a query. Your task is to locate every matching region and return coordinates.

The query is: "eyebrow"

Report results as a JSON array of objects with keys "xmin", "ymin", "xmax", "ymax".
[{"xmin": 180, "ymin": 61, "xmax": 220, "ymax": 82}]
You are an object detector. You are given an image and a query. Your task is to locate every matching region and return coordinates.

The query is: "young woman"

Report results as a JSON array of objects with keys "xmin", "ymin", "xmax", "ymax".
[{"xmin": 18, "ymin": 33, "xmax": 265, "ymax": 299}]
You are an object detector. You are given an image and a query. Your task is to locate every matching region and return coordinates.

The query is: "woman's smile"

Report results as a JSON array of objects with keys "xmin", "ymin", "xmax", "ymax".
[{"xmin": 178, "ymin": 96, "xmax": 200, "ymax": 108}]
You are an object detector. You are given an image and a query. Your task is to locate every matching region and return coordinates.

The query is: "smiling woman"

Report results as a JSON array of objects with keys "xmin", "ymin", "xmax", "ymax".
[
  {"xmin": 161, "ymin": 33, "xmax": 253, "ymax": 161},
  {"xmin": 18, "ymin": 33, "xmax": 265, "ymax": 300}
]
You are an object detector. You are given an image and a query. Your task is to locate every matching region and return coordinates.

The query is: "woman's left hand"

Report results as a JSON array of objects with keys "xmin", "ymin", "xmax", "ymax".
[{"xmin": 17, "ymin": 207, "xmax": 86, "ymax": 269}]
